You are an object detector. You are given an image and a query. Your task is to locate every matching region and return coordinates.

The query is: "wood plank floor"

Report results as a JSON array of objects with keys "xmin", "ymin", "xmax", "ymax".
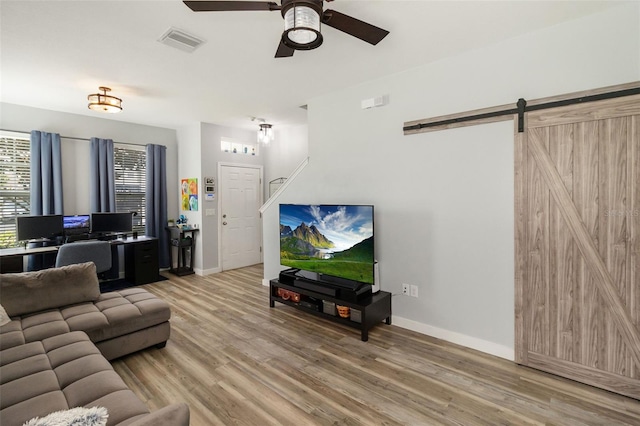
[{"xmin": 112, "ymin": 265, "xmax": 640, "ymax": 425}]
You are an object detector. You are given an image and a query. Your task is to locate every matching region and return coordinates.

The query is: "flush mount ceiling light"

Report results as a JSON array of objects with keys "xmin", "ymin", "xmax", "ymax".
[
  {"xmin": 87, "ymin": 86, "xmax": 122, "ymax": 113},
  {"xmin": 281, "ymin": 0, "xmax": 323, "ymax": 51},
  {"xmin": 258, "ymin": 123, "xmax": 274, "ymax": 145}
]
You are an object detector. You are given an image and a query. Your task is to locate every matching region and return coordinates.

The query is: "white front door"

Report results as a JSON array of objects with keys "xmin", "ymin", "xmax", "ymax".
[{"xmin": 220, "ymin": 165, "xmax": 262, "ymax": 271}]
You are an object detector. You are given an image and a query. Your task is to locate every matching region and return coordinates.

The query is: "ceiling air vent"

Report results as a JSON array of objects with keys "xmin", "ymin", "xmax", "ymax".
[{"xmin": 158, "ymin": 28, "xmax": 205, "ymax": 53}]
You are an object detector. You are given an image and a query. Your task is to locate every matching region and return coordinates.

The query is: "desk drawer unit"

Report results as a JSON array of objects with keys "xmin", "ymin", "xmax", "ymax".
[{"xmin": 124, "ymin": 239, "xmax": 159, "ymax": 285}]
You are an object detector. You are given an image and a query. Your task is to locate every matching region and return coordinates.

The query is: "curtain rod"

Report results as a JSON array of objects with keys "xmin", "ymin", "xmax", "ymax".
[{"xmin": 0, "ymin": 128, "xmax": 142, "ymax": 148}]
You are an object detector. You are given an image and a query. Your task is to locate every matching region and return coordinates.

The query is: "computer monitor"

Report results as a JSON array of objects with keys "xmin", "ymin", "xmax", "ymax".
[
  {"xmin": 16, "ymin": 215, "xmax": 64, "ymax": 241},
  {"xmin": 91, "ymin": 212, "xmax": 133, "ymax": 234},
  {"xmin": 62, "ymin": 214, "xmax": 91, "ymax": 238},
  {"xmin": 63, "ymin": 215, "xmax": 90, "ymax": 231}
]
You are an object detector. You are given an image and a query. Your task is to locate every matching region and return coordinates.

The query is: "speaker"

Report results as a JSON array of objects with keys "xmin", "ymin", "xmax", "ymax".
[{"xmin": 372, "ymin": 261, "xmax": 380, "ymax": 293}]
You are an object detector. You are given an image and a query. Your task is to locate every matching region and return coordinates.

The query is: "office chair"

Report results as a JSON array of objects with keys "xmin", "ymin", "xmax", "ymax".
[{"xmin": 55, "ymin": 240, "xmax": 112, "ymax": 274}]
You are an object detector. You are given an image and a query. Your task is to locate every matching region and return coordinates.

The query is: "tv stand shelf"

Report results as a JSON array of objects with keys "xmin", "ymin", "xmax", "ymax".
[{"xmin": 269, "ymin": 279, "xmax": 391, "ymax": 342}]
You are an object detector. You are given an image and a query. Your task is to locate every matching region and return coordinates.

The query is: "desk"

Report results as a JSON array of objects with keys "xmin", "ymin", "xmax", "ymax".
[
  {"xmin": 0, "ymin": 237, "xmax": 159, "ymax": 285},
  {"xmin": 0, "ymin": 245, "xmax": 61, "ymax": 257}
]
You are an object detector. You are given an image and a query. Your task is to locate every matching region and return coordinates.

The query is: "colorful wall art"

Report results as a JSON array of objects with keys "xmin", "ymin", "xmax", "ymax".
[{"xmin": 181, "ymin": 178, "xmax": 198, "ymax": 211}]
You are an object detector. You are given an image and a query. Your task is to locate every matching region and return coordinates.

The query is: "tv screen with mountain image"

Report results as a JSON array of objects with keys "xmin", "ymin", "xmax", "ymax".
[{"xmin": 279, "ymin": 204, "xmax": 374, "ymax": 285}]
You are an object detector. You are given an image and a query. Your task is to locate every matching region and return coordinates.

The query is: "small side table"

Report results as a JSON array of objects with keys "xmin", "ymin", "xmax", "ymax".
[{"xmin": 166, "ymin": 226, "xmax": 199, "ymax": 276}]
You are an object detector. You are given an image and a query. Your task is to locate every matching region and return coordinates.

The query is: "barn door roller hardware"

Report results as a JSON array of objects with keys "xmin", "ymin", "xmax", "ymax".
[
  {"xmin": 516, "ymin": 98, "xmax": 526, "ymax": 133},
  {"xmin": 403, "ymin": 86, "xmax": 640, "ymax": 134}
]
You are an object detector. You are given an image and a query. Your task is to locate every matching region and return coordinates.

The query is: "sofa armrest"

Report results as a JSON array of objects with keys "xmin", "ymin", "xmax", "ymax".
[{"xmin": 128, "ymin": 403, "xmax": 190, "ymax": 426}]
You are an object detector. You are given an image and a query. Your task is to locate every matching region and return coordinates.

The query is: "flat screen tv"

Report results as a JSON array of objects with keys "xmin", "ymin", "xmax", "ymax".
[
  {"xmin": 279, "ymin": 204, "xmax": 374, "ymax": 287},
  {"xmin": 91, "ymin": 212, "xmax": 133, "ymax": 234},
  {"xmin": 16, "ymin": 214, "xmax": 64, "ymax": 241}
]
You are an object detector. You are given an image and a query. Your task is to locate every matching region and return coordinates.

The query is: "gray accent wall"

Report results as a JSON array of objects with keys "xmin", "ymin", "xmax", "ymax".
[{"xmin": 1, "ymin": 102, "xmax": 179, "ymax": 220}]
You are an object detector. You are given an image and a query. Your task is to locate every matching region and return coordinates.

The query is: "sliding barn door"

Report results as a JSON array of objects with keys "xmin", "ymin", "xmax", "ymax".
[{"xmin": 515, "ymin": 95, "xmax": 640, "ymax": 399}]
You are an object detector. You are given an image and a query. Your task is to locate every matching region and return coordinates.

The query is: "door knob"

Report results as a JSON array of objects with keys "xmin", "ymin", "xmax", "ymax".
[
  {"xmin": 223, "ymin": 221, "xmax": 227, "ymax": 225},
  {"xmin": 223, "ymin": 214, "xmax": 227, "ymax": 218}
]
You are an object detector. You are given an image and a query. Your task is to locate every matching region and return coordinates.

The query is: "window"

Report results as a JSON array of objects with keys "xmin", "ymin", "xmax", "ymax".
[
  {"xmin": 114, "ymin": 144, "xmax": 146, "ymax": 235},
  {"xmin": 0, "ymin": 133, "xmax": 30, "ymax": 248},
  {"xmin": 221, "ymin": 137, "xmax": 257, "ymax": 156}
]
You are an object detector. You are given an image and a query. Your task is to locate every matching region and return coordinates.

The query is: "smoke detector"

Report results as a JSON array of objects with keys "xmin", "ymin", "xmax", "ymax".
[{"xmin": 158, "ymin": 27, "xmax": 205, "ymax": 53}]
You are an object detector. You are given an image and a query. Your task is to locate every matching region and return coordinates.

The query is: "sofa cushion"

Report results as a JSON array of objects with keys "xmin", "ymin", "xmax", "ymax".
[
  {"xmin": 0, "ymin": 331, "xmax": 149, "ymax": 426},
  {"xmin": 89, "ymin": 289, "xmax": 170, "ymax": 342},
  {"xmin": 0, "ymin": 288, "xmax": 170, "ymax": 354},
  {"xmin": 0, "ymin": 320, "xmax": 26, "ymax": 350},
  {"xmin": 1, "ymin": 263, "xmax": 100, "ymax": 317}
]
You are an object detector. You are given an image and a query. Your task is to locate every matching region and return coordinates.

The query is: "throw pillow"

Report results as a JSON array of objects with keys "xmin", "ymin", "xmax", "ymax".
[
  {"xmin": 23, "ymin": 406, "xmax": 108, "ymax": 426},
  {"xmin": 2, "ymin": 262, "xmax": 100, "ymax": 317},
  {"xmin": 0, "ymin": 304, "xmax": 10, "ymax": 326}
]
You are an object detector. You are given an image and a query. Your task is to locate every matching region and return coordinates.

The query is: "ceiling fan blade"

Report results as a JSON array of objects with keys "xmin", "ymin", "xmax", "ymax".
[
  {"xmin": 275, "ymin": 39, "xmax": 295, "ymax": 58},
  {"xmin": 322, "ymin": 9, "xmax": 389, "ymax": 45},
  {"xmin": 183, "ymin": 1, "xmax": 280, "ymax": 12}
]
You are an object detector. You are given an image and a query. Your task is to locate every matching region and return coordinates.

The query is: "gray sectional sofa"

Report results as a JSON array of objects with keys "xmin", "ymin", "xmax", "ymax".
[{"xmin": 0, "ymin": 262, "xmax": 190, "ymax": 426}]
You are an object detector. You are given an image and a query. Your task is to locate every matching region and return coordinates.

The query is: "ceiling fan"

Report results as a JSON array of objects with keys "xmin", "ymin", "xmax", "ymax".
[{"xmin": 183, "ymin": 0, "xmax": 390, "ymax": 58}]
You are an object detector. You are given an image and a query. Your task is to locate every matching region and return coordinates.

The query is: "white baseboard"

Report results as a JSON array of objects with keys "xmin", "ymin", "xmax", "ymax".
[
  {"xmin": 199, "ymin": 267, "xmax": 221, "ymax": 276},
  {"xmin": 262, "ymin": 278, "xmax": 270, "ymax": 287},
  {"xmin": 393, "ymin": 316, "xmax": 514, "ymax": 361}
]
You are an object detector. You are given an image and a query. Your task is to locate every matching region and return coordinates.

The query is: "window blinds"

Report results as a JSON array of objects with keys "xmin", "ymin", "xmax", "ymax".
[
  {"xmin": 0, "ymin": 136, "xmax": 30, "ymax": 247},
  {"xmin": 114, "ymin": 144, "xmax": 146, "ymax": 234}
]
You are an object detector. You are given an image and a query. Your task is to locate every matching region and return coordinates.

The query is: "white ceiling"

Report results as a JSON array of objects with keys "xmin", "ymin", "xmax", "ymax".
[{"xmin": 0, "ymin": 0, "xmax": 623, "ymax": 131}]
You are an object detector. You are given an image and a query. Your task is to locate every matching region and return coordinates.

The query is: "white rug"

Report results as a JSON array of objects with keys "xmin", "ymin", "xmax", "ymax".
[
  {"xmin": 0, "ymin": 304, "xmax": 11, "ymax": 326},
  {"xmin": 23, "ymin": 406, "xmax": 108, "ymax": 426}
]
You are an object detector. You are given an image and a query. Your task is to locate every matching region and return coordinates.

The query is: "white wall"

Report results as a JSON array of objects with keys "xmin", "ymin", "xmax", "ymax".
[
  {"xmin": 179, "ymin": 122, "xmax": 307, "ymax": 275},
  {"xmin": 0, "ymin": 102, "xmax": 179, "ymax": 219},
  {"xmin": 263, "ymin": 124, "xmax": 309, "ymax": 201},
  {"xmin": 175, "ymin": 124, "xmax": 203, "ymax": 272},
  {"xmin": 175, "ymin": 123, "xmax": 265, "ymax": 275},
  {"xmin": 263, "ymin": 4, "xmax": 640, "ymax": 359}
]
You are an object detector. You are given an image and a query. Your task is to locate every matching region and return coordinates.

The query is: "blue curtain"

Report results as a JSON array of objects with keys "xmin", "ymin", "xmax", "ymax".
[
  {"xmin": 146, "ymin": 144, "xmax": 169, "ymax": 268},
  {"xmin": 30, "ymin": 131, "xmax": 63, "ymax": 215},
  {"xmin": 90, "ymin": 138, "xmax": 115, "ymax": 213},
  {"xmin": 29, "ymin": 131, "xmax": 64, "ymax": 270}
]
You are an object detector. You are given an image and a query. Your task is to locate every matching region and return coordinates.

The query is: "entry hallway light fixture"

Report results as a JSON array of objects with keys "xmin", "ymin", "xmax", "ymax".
[
  {"xmin": 88, "ymin": 86, "xmax": 123, "ymax": 113},
  {"xmin": 258, "ymin": 123, "xmax": 274, "ymax": 145}
]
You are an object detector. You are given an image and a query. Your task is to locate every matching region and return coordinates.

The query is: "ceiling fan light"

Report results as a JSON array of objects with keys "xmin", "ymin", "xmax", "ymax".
[
  {"xmin": 87, "ymin": 86, "xmax": 122, "ymax": 113},
  {"xmin": 282, "ymin": 3, "xmax": 322, "ymax": 50}
]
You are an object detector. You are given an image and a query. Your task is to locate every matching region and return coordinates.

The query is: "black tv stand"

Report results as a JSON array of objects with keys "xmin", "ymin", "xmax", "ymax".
[{"xmin": 269, "ymin": 278, "xmax": 391, "ymax": 342}]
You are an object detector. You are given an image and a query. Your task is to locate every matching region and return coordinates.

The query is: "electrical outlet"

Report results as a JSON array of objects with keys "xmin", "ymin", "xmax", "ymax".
[
  {"xmin": 402, "ymin": 283, "xmax": 409, "ymax": 295},
  {"xmin": 410, "ymin": 285, "xmax": 419, "ymax": 298}
]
